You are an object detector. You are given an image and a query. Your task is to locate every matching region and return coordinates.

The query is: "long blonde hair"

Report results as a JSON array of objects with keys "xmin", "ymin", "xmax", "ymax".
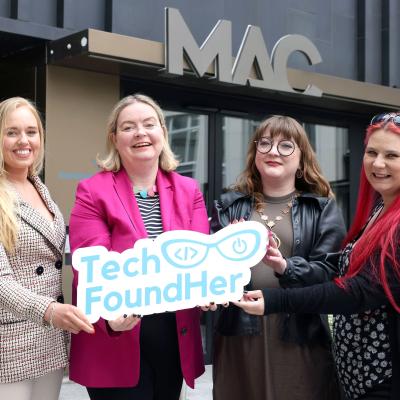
[
  {"xmin": 97, "ymin": 94, "xmax": 179, "ymax": 172},
  {"xmin": 234, "ymin": 115, "xmax": 332, "ymax": 211},
  {"xmin": 0, "ymin": 97, "xmax": 45, "ymax": 253}
]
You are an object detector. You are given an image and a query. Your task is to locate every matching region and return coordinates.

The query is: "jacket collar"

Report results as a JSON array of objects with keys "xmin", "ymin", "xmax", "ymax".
[
  {"xmin": 15, "ymin": 176, "xmax": 64, "ymax": 256},
  {"xmin": 156, "ymin": 169, "xmax": 174, "ymax": 232},
  {"xmin": 220, "ymin": 190, "xmax": 328, "ymax": 211}
]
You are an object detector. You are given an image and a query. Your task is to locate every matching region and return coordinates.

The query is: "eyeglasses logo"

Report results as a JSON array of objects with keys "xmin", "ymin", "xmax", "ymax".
[
  {"xmin": 72, "ymin": 221, "xmax": 268, "ymax": 322},
  {"xmin": 161, "ymin": 229, "xmax": 260, "ymax": 269}
]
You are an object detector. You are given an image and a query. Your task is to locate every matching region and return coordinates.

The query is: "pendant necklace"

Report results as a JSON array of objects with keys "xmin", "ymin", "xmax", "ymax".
[
  {"xmin": 133, "ymin": 185, "xmax": 157, "ymax": 199},
  {"xmin": 257, "ymin": 192, "xmax": 298, "ymax": 248}
]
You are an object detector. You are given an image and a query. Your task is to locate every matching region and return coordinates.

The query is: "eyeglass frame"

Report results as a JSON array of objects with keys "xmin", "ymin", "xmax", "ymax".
[
  {"xmin": 370, "ymin": 113, "xmax": 400, "ymax": 127},
  {"xmin": 254, "ymin": 137, "xmax": 296, "ymax": 156}
]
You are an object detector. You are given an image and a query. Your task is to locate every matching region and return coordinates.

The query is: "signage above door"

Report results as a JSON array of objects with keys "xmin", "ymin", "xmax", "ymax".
[{"xmin": 165, "ymin": 8, "xmax": 322, "ymax": 97}]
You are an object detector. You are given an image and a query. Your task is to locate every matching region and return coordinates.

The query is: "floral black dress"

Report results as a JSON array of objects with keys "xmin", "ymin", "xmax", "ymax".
[{"xmin": 333, "ymin": 203, "xmax": 392, "ymax": 399}]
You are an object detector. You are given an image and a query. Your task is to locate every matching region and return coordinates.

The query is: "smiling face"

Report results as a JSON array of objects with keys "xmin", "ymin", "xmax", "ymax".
[
  {"xmin": 364, "ymin": 128, "xmax": 400, "ymax": 207},
  {"xmin": 255, "ymin": 131, "xmax": 301, "ymax": 192},
  {"xmin": 2, "ymin": 106, "xmax": 41, "ymax": 177},
  {"xmin": 112, "ymin": 101, "xmax": 165, "ymax": 170}
]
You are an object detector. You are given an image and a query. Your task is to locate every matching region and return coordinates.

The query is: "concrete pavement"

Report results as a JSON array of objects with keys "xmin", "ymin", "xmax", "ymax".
[{"xmin": 60, "ymin": 365, "xmax": 212, "ymax": 400}]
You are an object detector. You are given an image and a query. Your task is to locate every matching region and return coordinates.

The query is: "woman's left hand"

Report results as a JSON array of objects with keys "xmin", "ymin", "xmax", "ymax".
[
  {"xmin": 262, "ymin": 232, "xmax": 287, "ymax": 275},
  {"xmin": 200, "ymin": 303, "xmax": 218, "ymax": 311},
  {"xmin": 232, "ymin": 290, "xmax": 265, "ymax": 315},
  {"xmin": 200, "ymin": 302, "xmax": 229, "ymax": 311},
  {"xmin": 108, "ymin": 314, "xmax": 141, "ymax": 332}
]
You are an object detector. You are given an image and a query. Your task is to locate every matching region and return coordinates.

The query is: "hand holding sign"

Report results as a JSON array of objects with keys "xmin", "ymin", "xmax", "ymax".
[{"xmin": 72, "ymin": 221, "xmax": 268, "ymax": 323}]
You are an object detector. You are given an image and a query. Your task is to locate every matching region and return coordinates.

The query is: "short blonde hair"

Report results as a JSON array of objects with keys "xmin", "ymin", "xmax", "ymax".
[
  {"xmin": 97, "ymin": 94, "xmax": 179, "ymax": 172},
  {"xmin": 0, "ymin": 97, "xmax": 45, "ymax": 253}
]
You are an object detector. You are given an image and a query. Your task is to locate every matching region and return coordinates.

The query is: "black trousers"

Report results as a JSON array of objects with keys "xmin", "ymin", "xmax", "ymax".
[{"xmin": 87, "ymin": 312, "xmax": 183, "ymax": 400}]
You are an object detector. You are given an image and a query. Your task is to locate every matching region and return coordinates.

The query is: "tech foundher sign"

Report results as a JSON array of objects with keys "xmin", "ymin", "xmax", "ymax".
[{"xmin": 72, "ymin": 221, "xmax": 268, "ymax": 323}]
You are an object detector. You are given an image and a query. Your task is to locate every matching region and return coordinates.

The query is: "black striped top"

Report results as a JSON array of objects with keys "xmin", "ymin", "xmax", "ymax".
[{"xmin": 135, "ymin": 193, "xmax": 163, "ymax": 239}]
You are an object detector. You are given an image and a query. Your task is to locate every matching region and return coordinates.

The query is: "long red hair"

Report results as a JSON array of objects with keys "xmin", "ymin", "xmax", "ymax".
[{"xmin": 335, "ymin": 119, "xmax": 400, "ymax": 312}]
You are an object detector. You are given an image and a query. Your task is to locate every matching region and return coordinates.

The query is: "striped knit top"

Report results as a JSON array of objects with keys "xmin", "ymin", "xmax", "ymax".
[{"xmin": 135, "ymin": 193, "xmax": 163, "ymax": 239}]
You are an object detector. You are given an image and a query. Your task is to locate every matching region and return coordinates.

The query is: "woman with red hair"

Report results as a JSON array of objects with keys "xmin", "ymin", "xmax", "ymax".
[{"xmin": 235, "ymin": 113, "xmax": 400, "ymax": 400}]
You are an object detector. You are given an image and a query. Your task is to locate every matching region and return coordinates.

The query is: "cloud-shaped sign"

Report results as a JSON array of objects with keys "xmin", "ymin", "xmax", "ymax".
[{"xmin": 72, "ymin": 221, "xmax": 268, "ymax": 322}]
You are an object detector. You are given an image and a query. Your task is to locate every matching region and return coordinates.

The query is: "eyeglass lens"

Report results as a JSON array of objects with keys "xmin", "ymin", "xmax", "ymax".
[{"xmin": 256, "ymin": 138, "xmax": 295, "ymax": 156}]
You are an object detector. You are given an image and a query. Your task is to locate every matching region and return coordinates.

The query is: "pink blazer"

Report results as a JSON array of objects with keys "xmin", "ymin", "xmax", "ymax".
[{"xmin": 68, "ymin": 168, "xmax": 209, "ymax": 388}]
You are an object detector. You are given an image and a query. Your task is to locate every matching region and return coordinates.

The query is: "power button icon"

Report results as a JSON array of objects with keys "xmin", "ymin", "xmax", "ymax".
[{"xmin": 232, "ymin": 238, "xmax": 247, "ymax": 254}]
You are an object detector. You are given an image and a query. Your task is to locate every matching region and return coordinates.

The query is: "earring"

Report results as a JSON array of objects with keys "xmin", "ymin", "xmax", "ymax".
[{"xmin": 296, "ymin": 169, "xmax": 303, "ymax": 178}]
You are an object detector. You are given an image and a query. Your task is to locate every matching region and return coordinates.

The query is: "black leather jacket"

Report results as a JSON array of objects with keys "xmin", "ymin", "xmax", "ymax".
[{"xmin": 211, "ymin": 191, "xmax": 346, "ymax": 345}]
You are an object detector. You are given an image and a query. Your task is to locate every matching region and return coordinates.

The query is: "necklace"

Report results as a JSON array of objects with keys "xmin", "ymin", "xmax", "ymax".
[
  {"xmin": 133, "ymin": 185, "xmax": 157, "ymax": 199},
  {"xmin": 257, "ymin": 193, "xmax": 298, "ymax": 248}
]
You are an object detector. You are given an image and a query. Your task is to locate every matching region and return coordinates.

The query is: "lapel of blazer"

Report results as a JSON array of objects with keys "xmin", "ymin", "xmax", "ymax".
[
  {"xmin": 157, "ymin": 169, "xmax": 173, "ymax": 232},
  {"xmin": 16, "ymin": 176, "xmax": 64, "ymax": 256},
  {"xmin": 113, "ymin": 168, "xmax": 148, "ymax": 238}
]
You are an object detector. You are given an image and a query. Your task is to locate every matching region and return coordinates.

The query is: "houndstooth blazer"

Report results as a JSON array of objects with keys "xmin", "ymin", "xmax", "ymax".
[{"xmin": 0, "ymin": 176, "xmax": 69, "ymax": 383}]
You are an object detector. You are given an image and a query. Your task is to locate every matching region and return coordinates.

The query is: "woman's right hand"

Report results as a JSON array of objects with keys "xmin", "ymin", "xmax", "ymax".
[
  {"xmin": 44, "ymin": 303, "xmax": 95, "ymax": 335},
  {"xmin": 108, "ymin": 314, "xmax": 141, "ymax": 332},
  {"xmin": 263, "ymin": 232, "xmax": 287, "ymax": 275}
]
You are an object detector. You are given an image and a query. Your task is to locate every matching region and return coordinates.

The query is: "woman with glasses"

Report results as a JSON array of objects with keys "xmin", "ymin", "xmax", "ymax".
[
  {"xmin": 68, "ymin": 94, "xmax": 209, "ymax": 400},
  {"xmin": 234, "ymin": 112, "xmax": 400, "ymax": 400},
  {"xmin": 211, "ymin": 115, "xmax": 346, "ymax": 400}
]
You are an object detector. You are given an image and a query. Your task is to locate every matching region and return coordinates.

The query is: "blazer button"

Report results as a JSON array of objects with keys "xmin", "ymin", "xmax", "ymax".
[
  {"xmin": 36, "ymin": 266, "xmax": 44, "ymax": 275},
  {"xmin": 55, "ymin": 260, "xmax": 63, "ymax": 270},
  {"xmin": 57, "ymin": 295, "xmax": 64, "ymax": 303},
  {"xmin": 180, "ymin": 327, "xmax": 188, "ymax": 336}
]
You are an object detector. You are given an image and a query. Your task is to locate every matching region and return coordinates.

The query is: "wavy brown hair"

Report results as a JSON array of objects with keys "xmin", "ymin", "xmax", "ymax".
[{"xmin": 233, "ymin": 115, "xmax": 333, "ymax": 211}]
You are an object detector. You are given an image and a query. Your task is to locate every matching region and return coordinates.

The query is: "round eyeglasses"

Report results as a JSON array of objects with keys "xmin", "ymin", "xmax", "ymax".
[
  {"xmin": 254, "ymin": 138, "xmax": 296, "ymax": 156},
  {"xmin": 370, "ymin": 113, "xmax": 400, "ymax": 127}
]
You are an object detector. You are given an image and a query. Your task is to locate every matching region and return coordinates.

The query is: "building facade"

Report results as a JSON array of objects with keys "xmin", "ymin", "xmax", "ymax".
[{"xmin": 1, "ymin": 0, "xmax": 399, "ymax": 362}]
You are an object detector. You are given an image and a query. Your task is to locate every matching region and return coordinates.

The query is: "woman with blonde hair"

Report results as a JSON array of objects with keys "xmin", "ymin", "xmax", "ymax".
[
  {"xmin": 0, "ymin": 97, "xmax": 94, "ymax": 400},
  {"xmin": 211, "ymin": 115, "xmax": 346, "ymax": 400},
  {"xmin": 69, "ymin": 94, "xmax": 209, "ymax": 400}
]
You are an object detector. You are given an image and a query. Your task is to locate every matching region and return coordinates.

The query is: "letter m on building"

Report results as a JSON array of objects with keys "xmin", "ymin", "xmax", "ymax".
[{"xmin": 165, "ymin": 8, "xmax": 232, "ymax": 83}]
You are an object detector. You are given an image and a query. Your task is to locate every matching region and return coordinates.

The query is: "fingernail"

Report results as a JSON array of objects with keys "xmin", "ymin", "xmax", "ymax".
[{"xmin": 123, "ymin": 314, "xmax": 127, "ymax": 318}]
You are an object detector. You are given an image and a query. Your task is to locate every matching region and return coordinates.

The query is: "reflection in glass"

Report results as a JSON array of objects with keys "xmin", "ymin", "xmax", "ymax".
[
  {"xmin": 222, "ymin": 116, "xmax": 259, "ymax": 188},
  {"xmin": 304, "ymin": 123, "xmax": 349, "ymax": 225},
  {"xmin": 164, "ymin": 111, "xmax": 208, "ymax": 192}
]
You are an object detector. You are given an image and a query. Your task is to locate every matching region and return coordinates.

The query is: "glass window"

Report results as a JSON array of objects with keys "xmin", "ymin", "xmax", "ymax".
[
  {"xmin": 165, "ymin": 110, "xmax": 208, "ymax": 193},
  {"xmin": 222, "ymin": 116, "xmax": 260, "ymax": 188},
  {"xmin": 304, "ymin": 123, "xmax": 350, "ymax": 225}
]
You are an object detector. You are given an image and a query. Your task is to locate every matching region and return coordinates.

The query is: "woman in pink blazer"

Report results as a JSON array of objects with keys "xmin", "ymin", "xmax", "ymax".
[{"xmin": 69, "ymin": 94, "xmax": 209, "ymax": 400}]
